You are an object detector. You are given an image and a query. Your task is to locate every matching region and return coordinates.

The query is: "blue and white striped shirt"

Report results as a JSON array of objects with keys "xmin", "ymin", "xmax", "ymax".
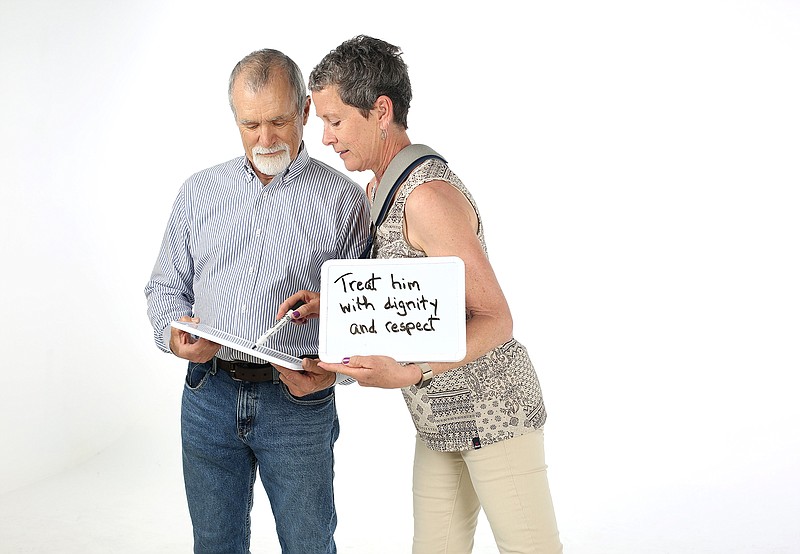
[{"xmin": 145, "ymin": 143, "xmax": 370, "ymax": 362}]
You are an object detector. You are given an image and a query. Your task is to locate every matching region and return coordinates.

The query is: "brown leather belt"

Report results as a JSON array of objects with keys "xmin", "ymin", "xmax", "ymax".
[{"xmin": 213, "ymin": 357, "xmax": 280, "ymax": 383}]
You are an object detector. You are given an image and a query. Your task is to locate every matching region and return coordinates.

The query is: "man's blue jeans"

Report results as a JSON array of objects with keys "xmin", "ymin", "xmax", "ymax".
[{"xmin": 181, "ymin": 361, "xmax": 339, "ymax": 554}]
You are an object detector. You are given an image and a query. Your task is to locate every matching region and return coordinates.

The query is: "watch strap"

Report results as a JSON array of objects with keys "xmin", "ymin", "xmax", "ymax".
[{"xmin": 415, "ymin": 362, "xmax": 434, "ymax": 388}]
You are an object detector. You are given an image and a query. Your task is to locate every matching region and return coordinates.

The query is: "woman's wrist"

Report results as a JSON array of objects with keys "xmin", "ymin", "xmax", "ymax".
[{"xmin": 414, "ymin": 362, "xmax": 434, "ymax": 388}]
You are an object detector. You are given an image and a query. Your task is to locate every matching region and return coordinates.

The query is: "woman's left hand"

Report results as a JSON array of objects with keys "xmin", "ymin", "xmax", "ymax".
[{"xmin": 318, "ymin": 355, "xmax": 423, "ymax": 389}]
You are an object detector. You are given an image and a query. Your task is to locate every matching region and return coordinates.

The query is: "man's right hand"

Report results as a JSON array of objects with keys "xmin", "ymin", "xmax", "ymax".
[{"xmin": 169, "ymin": 316, "xmax": 221, "ymax": 363}]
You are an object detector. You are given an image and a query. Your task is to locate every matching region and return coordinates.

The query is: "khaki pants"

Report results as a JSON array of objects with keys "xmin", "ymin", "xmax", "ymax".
[{"xmin": 412, "ymin": 429, "xmax": 563, "ymax": 554}]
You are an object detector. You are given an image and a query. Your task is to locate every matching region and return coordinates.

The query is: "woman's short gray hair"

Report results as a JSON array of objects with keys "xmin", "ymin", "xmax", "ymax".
[
  {"xmin": 308, "ymin": 35, "xmax": 412, "ymax": 129},
  {"xmin": 228, "ymin": 49, "xmax": 307, "ymax": 117}
]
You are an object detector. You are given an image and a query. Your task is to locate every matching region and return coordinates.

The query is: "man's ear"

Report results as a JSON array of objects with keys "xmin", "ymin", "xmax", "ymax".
[{"xmin": 301, "ymin": 95, "xmax": 311, "ymax": 124}]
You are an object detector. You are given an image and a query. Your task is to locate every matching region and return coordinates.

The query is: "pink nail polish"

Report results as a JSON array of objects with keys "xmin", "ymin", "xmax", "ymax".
[{"xmin": 342, "ymin": 357, "xmax": 350, "ymax": 364}]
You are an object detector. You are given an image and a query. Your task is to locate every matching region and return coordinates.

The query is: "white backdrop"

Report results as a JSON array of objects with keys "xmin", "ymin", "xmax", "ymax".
[{"xmin": 1, "ymin": 0, "xmax": 798, "ymax": 552}]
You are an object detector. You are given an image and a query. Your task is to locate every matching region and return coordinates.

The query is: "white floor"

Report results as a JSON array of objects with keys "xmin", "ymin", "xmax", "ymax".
[
  {"xmin": 0, "ymin": 386, "xmax": 501, "ymax": 553},
  {"xmin": 2, "ymin": 382, "xmax": 799, "ymax": 553}
]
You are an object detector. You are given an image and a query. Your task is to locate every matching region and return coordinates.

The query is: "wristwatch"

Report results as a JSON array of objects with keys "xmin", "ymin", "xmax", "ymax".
[{"xmin": 415, "ymin": 363, "xmax": 434, "ymax": 388}]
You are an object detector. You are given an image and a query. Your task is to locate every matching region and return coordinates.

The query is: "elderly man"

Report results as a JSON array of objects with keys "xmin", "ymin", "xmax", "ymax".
[{"xmin": 145, "ymin": 48, "xmax": 370, "ymax": 554}]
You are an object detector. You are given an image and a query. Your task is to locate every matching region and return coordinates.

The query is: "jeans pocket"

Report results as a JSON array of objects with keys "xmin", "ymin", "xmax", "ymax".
[
  {"xmin": 282, "ymin": 384, "xmax": 335, "ymax": 405},
  {"xmin": 185, "ymin": 361, "xmax": 213, "ymax": 391}
]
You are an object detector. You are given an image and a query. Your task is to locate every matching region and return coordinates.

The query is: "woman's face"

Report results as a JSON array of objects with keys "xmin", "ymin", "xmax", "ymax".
[{"xmin": 312, "ymin": 86, "xmax": 383, "ymax": 174}]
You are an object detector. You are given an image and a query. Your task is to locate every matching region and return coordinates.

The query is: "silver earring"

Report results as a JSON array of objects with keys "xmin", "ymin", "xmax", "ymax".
[{"xmin": 380, "ymin": 129, "xmax": 387, "ymax": 140}]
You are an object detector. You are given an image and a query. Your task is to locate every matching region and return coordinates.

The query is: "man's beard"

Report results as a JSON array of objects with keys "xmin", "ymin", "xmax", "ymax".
[{"xmin": 252, "ymin": 144, "xmax": 291, "ymax": 176}]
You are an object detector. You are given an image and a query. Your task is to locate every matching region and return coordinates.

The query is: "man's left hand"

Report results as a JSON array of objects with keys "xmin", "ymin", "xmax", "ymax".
[{"xmin": 273, "ymin": 358, "xmax": 335, "ymax": 397}]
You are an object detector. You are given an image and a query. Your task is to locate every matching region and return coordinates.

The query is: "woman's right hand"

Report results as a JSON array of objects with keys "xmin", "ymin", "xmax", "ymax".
[{"xmin": 275, "ymin": 290, "xmax": 321, "ymax": 324}]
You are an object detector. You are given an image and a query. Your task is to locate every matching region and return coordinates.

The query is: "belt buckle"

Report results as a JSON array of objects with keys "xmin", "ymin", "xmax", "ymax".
[
  {"xmin": 212, "ymin": 357, "xmax": 244, "ymax": 382},
  {"xmin": 228, "ymin": 368, "xmax": 244, "ymax": 382}
]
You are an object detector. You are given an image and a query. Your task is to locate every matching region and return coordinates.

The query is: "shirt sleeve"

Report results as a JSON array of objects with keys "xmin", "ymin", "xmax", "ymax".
[
  {"xmin": 336, "ymin": 184, "xmax": 371, "ymax": 259},
  {"xmin": 332, "ymin": 183, "xmax": 370, "ymax": 385},
  {"xmin": 144, "ymin": 186, "xmax": 195, "ymax": 352}
]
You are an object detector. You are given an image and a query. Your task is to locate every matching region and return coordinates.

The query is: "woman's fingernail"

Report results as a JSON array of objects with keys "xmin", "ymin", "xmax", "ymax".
[
  {"xmin": 292, "ymin": 311, "xmax": 301, "ymax": 319},
  {"xmin": 342, "ymin": 357, "xmax": 350, "ymax": 364}
]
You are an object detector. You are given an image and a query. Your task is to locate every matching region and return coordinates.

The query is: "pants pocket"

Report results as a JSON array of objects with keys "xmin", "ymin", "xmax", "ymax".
[{"xmin": 185, "ymin": 361, "xmax": 213, "ymax": 390}]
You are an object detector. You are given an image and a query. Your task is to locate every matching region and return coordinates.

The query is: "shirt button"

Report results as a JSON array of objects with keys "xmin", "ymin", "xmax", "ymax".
[{"xmin": 255, "ymin": 228, "xmax": 262, "ymax": 237}]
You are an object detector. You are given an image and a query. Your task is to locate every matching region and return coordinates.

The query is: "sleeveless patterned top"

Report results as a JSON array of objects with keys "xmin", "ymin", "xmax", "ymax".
[{"xmin": 373, "ymin": 157, "xmax": 547, "ymax": 452}]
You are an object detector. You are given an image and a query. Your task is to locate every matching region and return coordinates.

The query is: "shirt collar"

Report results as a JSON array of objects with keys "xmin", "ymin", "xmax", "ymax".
[{"xmin": 240, "ymin": 141, "xmax": 310, "ymax": 185}]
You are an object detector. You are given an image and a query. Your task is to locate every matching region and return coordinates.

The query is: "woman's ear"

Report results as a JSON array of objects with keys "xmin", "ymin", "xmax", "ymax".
[{"xmin": 374, "ymin": 95, "xmax": 394, "ymax": 127}]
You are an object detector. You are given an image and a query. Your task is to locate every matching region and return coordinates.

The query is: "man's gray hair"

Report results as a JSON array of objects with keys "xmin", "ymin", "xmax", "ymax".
[{"xmin": 228, "ymin": 49, "xmax": 307, "ymax": 117}]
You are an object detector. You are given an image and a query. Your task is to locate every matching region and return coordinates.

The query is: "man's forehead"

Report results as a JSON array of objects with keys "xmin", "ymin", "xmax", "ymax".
[
  {"xmin": 234, "ymin": 92, "xmax": 296, "ymax": 122},
  {"xmin": 237, "ymin": 108, "xmax": 296, "ymax": 124}
]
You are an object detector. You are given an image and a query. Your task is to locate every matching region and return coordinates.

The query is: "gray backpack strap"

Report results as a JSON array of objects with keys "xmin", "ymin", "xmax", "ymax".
[{"xmin": 370, "ymin": 144, "xmax": 445, "ymax": 227}]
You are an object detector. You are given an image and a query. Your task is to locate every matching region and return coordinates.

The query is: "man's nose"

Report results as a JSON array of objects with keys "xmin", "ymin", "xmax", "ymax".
[{"xmin": 258, "ymin": 126, "xmax": 276, "ymax": 146}]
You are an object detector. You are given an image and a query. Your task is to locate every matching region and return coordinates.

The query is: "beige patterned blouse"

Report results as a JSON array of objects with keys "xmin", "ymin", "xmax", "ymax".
[{"xmin": 373, "ymin": 157, "xmax": 547, "ymax": 452}]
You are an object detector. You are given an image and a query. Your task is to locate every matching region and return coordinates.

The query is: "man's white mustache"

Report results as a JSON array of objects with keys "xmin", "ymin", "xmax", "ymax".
[{"xmin": 253, "ymin": 145, "xmax": 289, "ymax": 155}]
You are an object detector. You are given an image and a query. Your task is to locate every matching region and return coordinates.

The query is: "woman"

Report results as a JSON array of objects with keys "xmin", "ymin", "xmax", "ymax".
[{"xmin": 275, "ymin": 35, "xmax": 562, "ymax": 553}]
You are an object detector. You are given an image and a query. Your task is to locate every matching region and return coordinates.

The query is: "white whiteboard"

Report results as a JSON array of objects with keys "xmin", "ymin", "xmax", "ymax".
[
  {"xmin": 319, "ymin": 257, "xmax": 466, "ymax": 363},
  {"xmin": 169, "ymin": 321, "xmax": 303, "ymax": 370}
]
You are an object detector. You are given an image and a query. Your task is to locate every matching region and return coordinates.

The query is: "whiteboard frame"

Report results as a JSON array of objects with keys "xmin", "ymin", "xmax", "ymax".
[{"xmin": 319, "ymin": 256, "xmax": 466, "ymax": 363}]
